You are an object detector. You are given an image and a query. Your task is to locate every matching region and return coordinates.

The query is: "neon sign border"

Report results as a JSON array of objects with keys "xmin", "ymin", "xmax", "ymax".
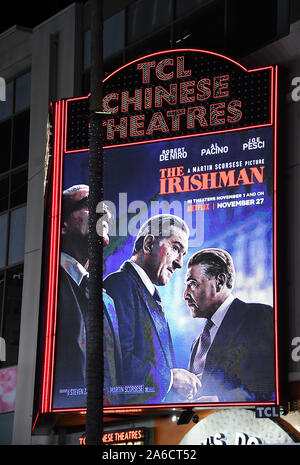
[
  {"xmin": 64, "ymin": 48, "xmax": 275, "ymax": 153},
  {"xmin": 39, "ymin": 49, "xmax": 279, "ymax": 416}
]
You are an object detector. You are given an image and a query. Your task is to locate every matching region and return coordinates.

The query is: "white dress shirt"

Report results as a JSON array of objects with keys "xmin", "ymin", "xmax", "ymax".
[
  {"xmin": 129, "ymin": 260, "xmax": 174, "ymax": 392},
  {"xmin": 195, "ymin": 293, "xmax": 235, "ymax": 378},
  {"xmin": 129, "ymin": 260, "xmax": 155, "ymax": 295},
  {"xmin": 60, "ymin": 252, "xmax": 89, "ymax": 353},
  {"xmin": 60, "ymin": 252, "xmax": 89, "ymax": 286},
  {"xmin": 209, "ymin": 293, "xmax": 235, "ymax": 345}
]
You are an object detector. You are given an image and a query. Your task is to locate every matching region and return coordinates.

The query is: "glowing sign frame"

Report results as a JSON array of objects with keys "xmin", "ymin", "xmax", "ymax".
[{"xmin": 39, "ymin": 49, "xmax": 279, "ymax": 415}]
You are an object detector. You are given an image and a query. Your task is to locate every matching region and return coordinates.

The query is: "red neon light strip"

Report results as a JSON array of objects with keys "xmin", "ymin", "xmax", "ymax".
[
  {"xmin": 63, "ymin": 94, "xmax": 89, "ymax": 154},
  {"xmin": 102, "ymin": 48, "xmax": 247, "ymax": 82},
  {"xmin": 32, "ymin": 411, "xmax": 39, "ymax": 432},
  {"xmin": 47, "ymin": 100, "xmax": 61, "ymax": 411},
  {"xmin": 43, "ymin": 100, "xmax": 61, "ymax": 412},
  {"xmin": 45, "ymin": 101, "xmax": 61, "ymax": 412},
  {"xmin": 49, "ymin": 100, "xmax": 65, "ymax": 411},
  {"xmin": 41, "ymin": 101, "xmax": 64, "ymax": 413},
  {"xmin": 51, "ymin": 399, "xmax": 277, "ymax": 414},
  {"xmin": 273, "ymin": 65, "xmax": 280, "ymax": 404},
  {"xmin": 64, "ymin": 96, "xmax": 89, "ymax": 155},
  {"xmin": 41, "ymin": 102, "xmax": 58, "ymax": 413},
  {"xmin": 64, "ymin": 123, "xmax": 273, "ymax": 154},
  {"xmin": 270, "ymin": 67, "xmax": 274, "ymax": 126},
  {"xmin": 103, "ymin": 123, "xmax": 273, "ymax": 151},
  {"xmin": 101, "ymin": 48, "xmax": 275, "ymax": 83}
]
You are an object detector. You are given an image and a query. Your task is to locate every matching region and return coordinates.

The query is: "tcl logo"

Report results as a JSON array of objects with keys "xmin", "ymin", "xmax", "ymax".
[{"xmin": 255, "ymin": 406, "xmax": 284, "ymax": 418}]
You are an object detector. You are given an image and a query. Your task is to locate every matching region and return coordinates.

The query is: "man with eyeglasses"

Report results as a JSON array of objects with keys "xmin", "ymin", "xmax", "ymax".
[
  {"xmin": 104, "ymin": 214, "xmax": 201, "ymax": 405},
  {"xmin": 184, "ymin": 248, "xmax": 275, "ymax": 403}
]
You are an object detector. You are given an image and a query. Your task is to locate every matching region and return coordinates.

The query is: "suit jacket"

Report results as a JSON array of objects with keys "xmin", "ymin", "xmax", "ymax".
[
  {"xmin": 103, "ymin": 260, "xmax": 175, "ymax": 405},
  {"xmin": 53, "ymin": 267, "xmax": 87, "ymax": 409},
  {"xmin": 188, "ymin": 298, "xmax": 275, "ymax": 402},
  {"xmin": 52, "ymin": 266, "xmax": 123, "ymax": 409}
]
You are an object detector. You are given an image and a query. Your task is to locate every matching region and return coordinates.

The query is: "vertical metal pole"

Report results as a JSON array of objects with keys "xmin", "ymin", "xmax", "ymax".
[{"xmin": 86, "ymin": 0, "xmax": 104, "ymax": 446}]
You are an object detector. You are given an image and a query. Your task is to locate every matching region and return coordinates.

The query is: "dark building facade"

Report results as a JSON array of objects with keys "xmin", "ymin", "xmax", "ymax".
[{"xmin": 0, "ymin": 0, "xmax": 299, "ymax": 445}]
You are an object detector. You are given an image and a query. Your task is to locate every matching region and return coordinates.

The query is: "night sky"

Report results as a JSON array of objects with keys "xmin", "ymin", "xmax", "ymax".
[{"xmin": 0, "ymin": 1, "xmax": 87, "ymax": 34}]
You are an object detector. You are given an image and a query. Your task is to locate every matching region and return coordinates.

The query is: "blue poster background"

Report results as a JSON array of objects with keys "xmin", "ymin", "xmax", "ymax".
[
  {"xmin": 54, "ymin": 125, "xmax": 275, "ymax": 408},
  {"xmin": 103, "ymin": 126, "xmax": 274, "ymax": 370}
]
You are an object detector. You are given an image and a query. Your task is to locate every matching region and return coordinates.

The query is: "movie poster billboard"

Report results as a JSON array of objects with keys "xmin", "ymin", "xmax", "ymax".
[{"xmin": 40, "ymin": 50, "xmax": 279, "ymax": 413}]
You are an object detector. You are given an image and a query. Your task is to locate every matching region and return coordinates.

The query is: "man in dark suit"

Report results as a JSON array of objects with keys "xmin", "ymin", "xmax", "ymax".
[
  {"xmin": 184, "ymin": 248, "xmax": 275, "ymax": 403},
  {"xmin": 104, "ymin": 214, "xmax": 202, "ymax": 405},
  {"xmin": 53, "ymin": 185, "xmax": 122, "ymax": 408}
]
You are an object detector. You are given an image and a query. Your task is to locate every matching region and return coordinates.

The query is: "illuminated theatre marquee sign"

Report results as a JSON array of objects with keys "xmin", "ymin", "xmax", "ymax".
[
  {"xmin": 66, "ymin": 49, "xmax": 274, "ymax": 149},
  {"xmin": 40, "ymin": 49, "xmax": 279, "ymax": 416},
  {"xmin": 103, "ymin": 58, "xmax": 242, "ymax": 139}
]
